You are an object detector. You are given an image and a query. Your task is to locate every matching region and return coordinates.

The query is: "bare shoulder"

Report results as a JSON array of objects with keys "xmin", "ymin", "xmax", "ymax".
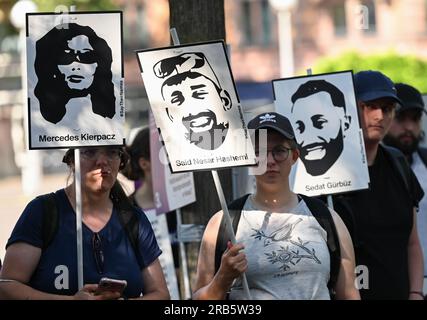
[
  {"xmin": 202, "ymin": 210, "xmax": 224, "ymax": 243},
  {"xmin": 329, "ymin": 209, "xmax": 346, "ymax": 233},
  {"xmin": 328, "ymin": 208, "xmax": 353, "ymax": 248},
  {"xmin": 194, "ymin": 210, "xmax": 224, "ymax": 292}
]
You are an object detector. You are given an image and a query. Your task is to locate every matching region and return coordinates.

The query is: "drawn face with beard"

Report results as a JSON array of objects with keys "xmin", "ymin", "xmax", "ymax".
[
  {"xmin": 291, "ymin": 90, "xmax": 350, "ymax": 176},
  {"xmin": 161, "ymin": 71, "xmax": 232, "ymax": 150}
]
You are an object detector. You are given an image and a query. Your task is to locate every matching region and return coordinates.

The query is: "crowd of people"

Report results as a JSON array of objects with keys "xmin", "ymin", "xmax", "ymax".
[{"xmin": 0, "ymin": 69, "xmax": 426, "ymax": 300}]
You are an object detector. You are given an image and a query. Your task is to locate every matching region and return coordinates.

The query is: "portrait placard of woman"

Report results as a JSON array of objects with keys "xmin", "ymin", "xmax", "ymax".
[
  {"xmin": 34, "ymin": 22, "xmax": 115, "ymax": 124},
  {"xmin": 27, "ymin": 12, "xmax": 124, "ymax": 149}
]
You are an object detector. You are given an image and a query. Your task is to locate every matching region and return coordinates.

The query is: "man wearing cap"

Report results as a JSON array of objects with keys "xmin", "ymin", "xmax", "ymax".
[
  {"xmin": 383, "ymin": 83, "xmax": 427, "ymax": 297},
  {"xmin": 335, "ymin": 71, "xmax": 424, "ymax": 299},
  {"xmin": 193, "ymin": 112, "xmax": 359, "ymax": 300}
]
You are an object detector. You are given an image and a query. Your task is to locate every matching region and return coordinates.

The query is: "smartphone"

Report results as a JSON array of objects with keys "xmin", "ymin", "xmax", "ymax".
[{"xmin": 96, "ymin": 277, "xmax": 127, "ymax": 295}]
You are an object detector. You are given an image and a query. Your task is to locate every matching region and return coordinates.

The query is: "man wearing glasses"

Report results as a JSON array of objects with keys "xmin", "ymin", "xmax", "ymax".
[{"xmin": 334, "ymin": 70, "xmax": 424, "ymax": 300}]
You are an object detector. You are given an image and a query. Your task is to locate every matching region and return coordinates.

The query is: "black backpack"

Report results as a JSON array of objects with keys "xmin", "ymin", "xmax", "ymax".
[
  {"xmin": 383, "ymin": 145, "xmax": 413, "ymax": 195},
  {"xmin": 214, "ymin": 194, "xmax": 341, "ymax": 296},
  {"xmin": 382, "ymin": 145, "xmax": 424, "ymax": 205},
  {"xmin": 37, "ymin": 192, "xmax": 142, "ymax": 265}
]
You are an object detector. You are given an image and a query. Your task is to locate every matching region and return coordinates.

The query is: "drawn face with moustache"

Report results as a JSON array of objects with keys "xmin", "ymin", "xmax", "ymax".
[{"xmin": 161, "ymin": 71, "xmax": 232, "ymax": 150}]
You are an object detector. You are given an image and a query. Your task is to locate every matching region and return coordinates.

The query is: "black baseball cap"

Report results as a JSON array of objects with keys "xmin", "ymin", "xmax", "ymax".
[
  {"xmin": 395, "ymin": 83, "xmax": 426, "ymax": 114},
  {"xmin": 248, "ymin": 112, "xmax": 296, "ymax": 141},
  {"xmin": 354, "ymin": 70, "xmax": 402, "ymax": 104}
]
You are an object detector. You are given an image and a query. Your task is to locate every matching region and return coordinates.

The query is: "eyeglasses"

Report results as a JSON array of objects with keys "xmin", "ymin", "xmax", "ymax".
[
  {"xmin": 92, "ymin": 233, "xmax": 104, "ymax": 274},
  {"xmin": 255, "ymin": 146, "xmax": 292, "ymax": 162},
  {"xmin": 80, "ymin": 148, "xmax": 123, "ymax": 162}
]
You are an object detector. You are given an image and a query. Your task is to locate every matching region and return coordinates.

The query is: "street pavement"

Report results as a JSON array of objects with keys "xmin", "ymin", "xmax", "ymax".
[{"xmin": 0, "ymin": 173, "xmax": 67, "ymax": 261}]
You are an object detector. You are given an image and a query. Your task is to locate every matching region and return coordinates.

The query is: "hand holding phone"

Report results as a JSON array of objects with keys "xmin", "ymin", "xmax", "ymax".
[{"xmin": 96, "ymin": 277, "xmax": 127, "ymax": 296}]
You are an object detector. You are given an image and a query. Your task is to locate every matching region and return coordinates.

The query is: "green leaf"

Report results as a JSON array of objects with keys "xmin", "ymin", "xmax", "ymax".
[{"xmin": 311, "ymin": 50, "xmax": 427, "ymax": 92}]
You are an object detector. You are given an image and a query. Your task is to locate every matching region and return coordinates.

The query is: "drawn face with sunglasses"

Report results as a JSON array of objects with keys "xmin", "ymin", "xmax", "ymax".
[
  {"xmin": 34, "ymin": 23, "xmax": 116, "ymax": 124},
  {"xmin": 57, "ymin": 35, "xmax": 98, "ymax": 91}
]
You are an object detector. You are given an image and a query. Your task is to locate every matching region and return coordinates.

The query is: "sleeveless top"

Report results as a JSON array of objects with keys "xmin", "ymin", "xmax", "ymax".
[{"xmin": 228, "ymin": 196, "xmax": 331, "ymax": 300}]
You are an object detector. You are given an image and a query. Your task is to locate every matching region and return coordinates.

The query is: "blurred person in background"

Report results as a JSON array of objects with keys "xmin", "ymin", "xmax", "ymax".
[
  {"xmin": 333, "ymin": 71, "xmax": 424, "ymax": 300},
  {"xmin": 383, "ymin": 83, "xmax": 427, "ymax": 298},
  {"xmin": 122, "ymin": 127, "xmax": 180, "ymax": 294}
]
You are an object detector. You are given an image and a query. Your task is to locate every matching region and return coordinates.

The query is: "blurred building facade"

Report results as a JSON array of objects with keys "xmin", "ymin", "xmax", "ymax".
[{"xmin": 1, "ymin": 0, "xmax": 427, "ymax": 177}]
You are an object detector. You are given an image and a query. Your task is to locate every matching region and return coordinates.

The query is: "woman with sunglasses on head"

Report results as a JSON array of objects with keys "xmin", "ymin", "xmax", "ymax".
[
  {"xmin": 0, "ymin": 146, "xmax": 169, "ymax": 300},
  {"xmin": 193, "ymin": 112, "xmax": 360, "ymax": 300}
]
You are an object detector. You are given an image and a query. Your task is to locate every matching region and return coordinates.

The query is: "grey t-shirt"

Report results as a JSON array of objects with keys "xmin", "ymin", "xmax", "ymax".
[
  {"xmin": 229, "ymin": 196, "xmax": 331, "ymax": 300},
  {"xmin": 412, "ymin": 152, "xmax": 427, "ymax": 278}
]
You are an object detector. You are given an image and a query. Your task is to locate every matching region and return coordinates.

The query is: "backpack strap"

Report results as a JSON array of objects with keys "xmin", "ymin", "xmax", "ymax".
[
  {"xmin": 214, "ymin": 193, "xmax": 341, "ymax": 298},
  {"xmin": 382, "ymin": 145, "xmax": 411, "ymax": 194},
  {"xmin": 38, "ymin": 191, "xmax": 142, "ymax": 268},
  {"xmin": 382, "ymin": 145, "xmax": 424, "ymax": 209},
  {"xmin": 116, "ymin": 206, "xmax": 141, "ymax": 266},
  {"xmin": 37, "ymin": 192, "xmax": 60, "ymax": 250},
  {"xmin": 214, "ymin": 194, "xmax": 250, "ymax": 274},
  {"xmin": 299, "ymin": 194, "xmax": 341, "ymax": 295},
  {"xmin": 417, "ymin": 147, "xmax": 427, "ymax": 168}
]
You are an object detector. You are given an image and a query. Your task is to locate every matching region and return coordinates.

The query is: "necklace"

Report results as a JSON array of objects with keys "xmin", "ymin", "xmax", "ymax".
[{"xmin": 250, "ymin": 194, "xmax": 299, "ymax": 213}]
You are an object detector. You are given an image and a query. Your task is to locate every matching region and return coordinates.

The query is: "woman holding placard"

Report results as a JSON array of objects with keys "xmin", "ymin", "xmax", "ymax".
[
  {"xmin": 193, "ymin": 112, "xmax": 360, "ymax": 300},
  {"xmin": 0, "ymin": 146, "xmax": 169, "ymax": 300}
]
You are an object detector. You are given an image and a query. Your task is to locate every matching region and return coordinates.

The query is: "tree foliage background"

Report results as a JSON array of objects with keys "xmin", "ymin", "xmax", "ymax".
[
  {"xmin": 32, "ymin": 0, "xmax": 117, "ymax": 11},
  {"xmin": 312, "ymin": 50, "xmax": 427, "ymax": 93}
]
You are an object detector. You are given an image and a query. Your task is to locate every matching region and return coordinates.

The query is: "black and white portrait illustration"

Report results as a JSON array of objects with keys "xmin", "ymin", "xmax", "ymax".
[
  {"xmin": 291, "ymin": 80, "xmax": 351, "ymax": 176},
  {"xmin": 154, "ymin": 52, "xmax": 232, "ymax": 151},
  {"xmin": 273, "ymin": 71, "xmax": 369, "ymax": 196},
  {"xmin": 27, "ymin": 12, "xmax": 124, "ymax": 149},
  {"xmin": 136, "ymin": 41, "xmax": 256, "ymax": 172}
]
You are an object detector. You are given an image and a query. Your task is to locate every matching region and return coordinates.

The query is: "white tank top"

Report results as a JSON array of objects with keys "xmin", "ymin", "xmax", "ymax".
[{"xmin": 228, "ymin": 196, "xmax": 331, "ymax": 300}]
